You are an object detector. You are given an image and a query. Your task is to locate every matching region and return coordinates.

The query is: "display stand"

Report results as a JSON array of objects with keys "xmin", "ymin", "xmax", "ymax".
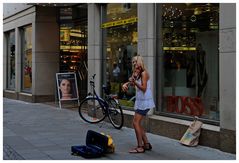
[{"xmin": 56, "ymin": 72, "xmax": 80, "ymax": 109}]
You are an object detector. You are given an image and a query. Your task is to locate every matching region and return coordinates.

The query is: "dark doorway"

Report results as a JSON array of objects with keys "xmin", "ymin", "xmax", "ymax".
[{"xmin": 59, "ymin": 4, "xmax": 88, "ymax": 99}]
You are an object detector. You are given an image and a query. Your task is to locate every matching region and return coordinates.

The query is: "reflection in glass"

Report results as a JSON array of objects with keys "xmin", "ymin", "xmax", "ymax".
[
  {"xmin": 162, "ymin": 3, "xmax": 219, "ymax": 121},
  {"xmin": 7, "ymin": 31, "xmax": 15, "ymax": 90},
  {"xmin": 104, "ymin": 3, "xmax": 137, "ymax": 108},
  {"xmin": 22, "ymin": 25, "xmax": 32, "ymax": 92}
]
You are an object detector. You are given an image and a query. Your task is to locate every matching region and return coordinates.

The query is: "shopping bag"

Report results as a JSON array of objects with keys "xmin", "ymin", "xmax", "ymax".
[{"xmin": 180, "ymin": 117, "xmax": 203, "ymax": 146}]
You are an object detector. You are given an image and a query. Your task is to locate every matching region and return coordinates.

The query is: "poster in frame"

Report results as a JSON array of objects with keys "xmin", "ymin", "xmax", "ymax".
[{"xmin": 56, "ymin": 72, "xmax": 79, "ymax": 108}]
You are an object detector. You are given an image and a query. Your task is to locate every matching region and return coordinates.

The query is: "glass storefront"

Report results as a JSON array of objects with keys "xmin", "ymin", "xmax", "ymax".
[
  {"xmin": 7, "ymin": 30, "xmax": 15, "ymax": 90},
  {"xmin": 160, "ymin": 3, "xmax": 219, "ymax": 121},
  {"xmin": 59, "ymin": 4, "xmax": 88, "ymax": 99},
  {"xmin": 21, "ymin": 25, "xmax": 32, "ymax": 92},
  {"xmin": 102, "ymin": 3, "xmax": 137, "ymax": 108}
]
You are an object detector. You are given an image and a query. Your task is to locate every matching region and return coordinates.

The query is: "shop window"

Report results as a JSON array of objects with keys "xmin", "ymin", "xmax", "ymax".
[
  {"xmin": 161, "ymin": 3, "xmax": 219, "ymax": 121},
  {"xmin": 59, "ymin": 4, "xmax": 88, "ymax": 99},
  {"xmin": 21, "ymin": 25, "xmax": 32, "ymax": 92},
  {"xmin": 6, "ymin": 30, "xmax": 15, "ymax": 90},
  {"xmin": 102, "ymin": 3, "xmax": 137, "ymax": 109},
  {"xmin": 60, "ymin": 25, "xmax": 87, "ymax": 73}
]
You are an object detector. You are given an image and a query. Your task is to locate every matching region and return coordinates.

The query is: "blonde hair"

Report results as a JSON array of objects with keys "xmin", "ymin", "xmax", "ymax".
[{"xmin": 132, "ymin": 55, "xmax": 146, "ymax": 71}]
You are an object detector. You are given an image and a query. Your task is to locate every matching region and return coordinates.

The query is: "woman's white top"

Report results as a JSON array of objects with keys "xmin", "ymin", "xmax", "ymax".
[{"xmin": 134, "ymin": 78, "xmax": 155, "ymax": 110}]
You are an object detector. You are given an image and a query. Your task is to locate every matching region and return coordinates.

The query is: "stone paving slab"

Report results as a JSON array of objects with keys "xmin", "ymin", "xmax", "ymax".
[
  {"xmin": 3, "ymin": 98, "xmax": 236, "ymax": 160},
  {"xmin": 3, "ymin": 144, "xmax": 25, "ymax": 160}
]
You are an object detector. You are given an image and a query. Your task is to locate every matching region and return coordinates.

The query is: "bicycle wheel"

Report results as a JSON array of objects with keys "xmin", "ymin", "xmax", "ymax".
[
  {"xmin": 107, "ymin": 98, "xmax": 124, "ymax": 129},
  {"xmin": 79, "ymin": 97, "xmax": 106, "ymax": 123}
]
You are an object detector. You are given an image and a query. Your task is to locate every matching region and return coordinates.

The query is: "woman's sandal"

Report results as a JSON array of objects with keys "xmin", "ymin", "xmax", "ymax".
[
  {"xmin": 129, "ymin": 146, "xmax": 145, "ymax": 153},
  {"xmin": 144, "ymin": 143, "xmax": 152, "ymax": 150}
]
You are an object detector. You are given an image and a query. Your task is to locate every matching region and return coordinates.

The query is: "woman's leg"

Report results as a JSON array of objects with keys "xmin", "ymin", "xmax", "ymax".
[
  {"xmin": 140, "ymin": 125, "xmax": 149, "ymax": 145},
  {"xmin": 132, "ymin": 112, "xmax": 144, "ymax": 147},
  {"xmin": 140, "ymin": 124, "xmax": 152, "ymax": 150},
  {"xmin": 129, "ymin": 112, "xmax": 145, "ymax": 153}
]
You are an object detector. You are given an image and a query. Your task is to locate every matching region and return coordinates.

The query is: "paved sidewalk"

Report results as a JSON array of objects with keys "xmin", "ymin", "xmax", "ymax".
[{"xmin": 3, "ymin": 98, "xmax": 236, "ymax": 160}]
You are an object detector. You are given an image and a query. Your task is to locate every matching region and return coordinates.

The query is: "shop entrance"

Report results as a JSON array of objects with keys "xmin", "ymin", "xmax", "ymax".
[{"xmin": 59, "ymin": 4, "xmax": 88, "ymax": 99}]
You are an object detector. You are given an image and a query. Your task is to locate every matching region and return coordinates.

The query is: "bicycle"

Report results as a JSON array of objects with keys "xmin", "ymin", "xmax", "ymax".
[{"xmin": 79, "ymin": 74, "xmax": 124, "ymax": 129}]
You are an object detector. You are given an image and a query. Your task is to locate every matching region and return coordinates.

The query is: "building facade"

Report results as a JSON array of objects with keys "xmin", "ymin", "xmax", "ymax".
[{"xmin": 3, "ymin": 3, "xmax": 236, "ymax": 153}]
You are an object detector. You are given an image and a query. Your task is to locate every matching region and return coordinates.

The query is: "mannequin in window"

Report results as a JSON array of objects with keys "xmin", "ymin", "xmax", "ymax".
[
  {"xmin": 196, "ymin": 44, "xmax": 208, "ymax": 97},
  {"xmin": 186, "ymin": 55, "xmax": 196, "ymax": 88}
]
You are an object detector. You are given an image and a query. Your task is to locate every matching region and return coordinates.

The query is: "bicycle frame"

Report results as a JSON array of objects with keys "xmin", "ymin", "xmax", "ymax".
[
  {"xmin": 79, "ymin": 74, "xmax": 124, "ymax": 129},
  {"xmin": 87, "ymin": 76, "xmax": 110, "ymax": 115}
]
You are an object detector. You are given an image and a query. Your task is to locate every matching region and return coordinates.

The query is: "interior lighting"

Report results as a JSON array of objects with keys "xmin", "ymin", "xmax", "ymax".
[
  {"xmin": 163, "ymin": 5, "xmax": 183, "ymax": 20},
  {"xmin": 194, "ymin": 8, "xmax": 202, "ymax": 15}
]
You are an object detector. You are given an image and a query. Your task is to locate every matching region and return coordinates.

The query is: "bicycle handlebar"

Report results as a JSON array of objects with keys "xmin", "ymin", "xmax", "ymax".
[
  {"xmin": 90, "ymin": 74, "xmax": 96, "ymax": 81},
  {"xmin": 90, "ymin": 74, "xmax": 96, "ymax": 88}
]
